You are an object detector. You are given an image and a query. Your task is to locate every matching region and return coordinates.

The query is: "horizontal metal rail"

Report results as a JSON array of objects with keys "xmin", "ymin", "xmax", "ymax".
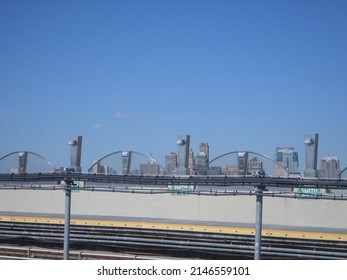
[
  {"xmin": 1, "ymin": 182, "xmax": 347, "ymax": 201},
  {"xmin": 0, "ymin": 245, "xmax": 158, "ymax": 260},
  {"xmin": 1, "ymin": 173, "xmax": 347, "ymax": 189}
]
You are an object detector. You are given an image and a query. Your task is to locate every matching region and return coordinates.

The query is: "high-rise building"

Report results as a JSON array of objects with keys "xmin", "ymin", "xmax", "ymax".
[
  {"xmin": 320, "ymin": 155, "xmax": 340, "ymax": 179},
  {"xmin": 194, "ymin": 143, "xmax": 209, "ymax": 175},
  {"xmin": 176, "ymin": 135, "xmax": 190, "ymax": 175},
  {"xmin": 140, "ymin": 161, "xmax": 160, "ymax": 175},
  {"xmin": 195, "ymin": 152, "xmax": 208, "ymax": 175},
  {"xmin": 122, "ymin": 151, "xmax": 132, "ymax": 175},
  {"xmin": 237, "ymin": 152, "xmax": 248, "ymax": 175},
  {"xmin": 165, "ymin": 152, "xmax": 177, "ymax": 175},
  {"xmin": 188, "ymin": 149, "xmax": 195, "ymax": 174},
  {"xmin": 274, "ymin": 147, "xmax": 299, "ymax": 176},
  {"xmin": 69, "ymin": 136, "xmax": 82, "ymax": 173},
  {"xmin": 92, "ymin": 160, "xmax": 100, "ymax": 174},
  {"xmin": 18, "ymin": 152, "xmax": 28, "ymax": 174},
  {"xmin": 248, "ymin": 157, "xmax": 263, "ymax": 175},
  {"xmin": 304, "ymin": 133, "xmax": 319, "ymax": 177},
  {"xmin": 199, "ymin": 143, "xmax": 209, "ymax": 161},
  {"xmin": 103, "ymin": 165, "xmax": 111, "ymax": 175}
]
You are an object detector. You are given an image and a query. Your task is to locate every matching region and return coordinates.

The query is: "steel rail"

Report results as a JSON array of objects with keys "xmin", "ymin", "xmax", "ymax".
[
  {"xmin": 1, "ymin": 231, "xmax": 344, "ymax": 260},
  {"xmin": 0, "ymin": 245, "xmax": 158, "ymax": 260},
  {"xmin": 1, "ymin": 182, "xmax": 347, "ymax": 201},
  {"xmin": 72, "ymin": 233, "xmax": 347, "ymax": 258},
  {"xmin": 3, "ymin": 221, "xmax": 346, "ymax": 252},
  {"xmin": 1, "ymin": 173, "xmax": 347, "ymax": 189}
]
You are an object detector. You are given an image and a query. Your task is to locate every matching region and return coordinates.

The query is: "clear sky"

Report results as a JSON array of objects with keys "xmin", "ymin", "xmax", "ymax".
[{"xmin": 1, "ymin": 0, "xmax": 347, "ymax": 172}]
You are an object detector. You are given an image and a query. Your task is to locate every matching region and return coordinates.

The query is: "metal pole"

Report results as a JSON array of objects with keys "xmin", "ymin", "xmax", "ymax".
[
  {"xmin": 63, "ymin": 185, "xmax": 72, "ymax": 260},
  {"xmin": 254, "ymin": 187, "xmax": 263, "ymax": 260}
]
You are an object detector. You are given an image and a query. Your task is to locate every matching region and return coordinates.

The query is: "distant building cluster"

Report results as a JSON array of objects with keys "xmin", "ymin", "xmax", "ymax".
[
  {"xmin": 165, "ymin": 151, "xmax": 263, "ymax": 177},
  {"xmin": 5, "ymin": 133, "xmax": 342, "ymax": 179},
  {"xmin": 164, "ymin": 136, "xmax": 265, "ymax": 176},
  {"xmin": 160, "ymin": 133, "xmax": 341, "ymax": 179},
  {"xmin": 87, "ymin": 133, "xmax": 341, "ymax": 178},
  {"xmin": 91, "ymin": 160, "xmax": 115, "ymax": 175},
  {"xmin": 165, "ymin": 142, "xmax": 210, "ymax": 175}
]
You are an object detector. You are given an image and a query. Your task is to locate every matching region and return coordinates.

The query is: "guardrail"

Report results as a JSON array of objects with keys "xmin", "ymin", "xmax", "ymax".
[{"xmin": 1, "ymin": 173, "xmax": 347, "ymax": 189}]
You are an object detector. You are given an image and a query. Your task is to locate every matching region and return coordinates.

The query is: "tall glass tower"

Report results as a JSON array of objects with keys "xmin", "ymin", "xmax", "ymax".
[
  {"xmin": 68, "ymin": 136, "xmax": 82, "ymax": 172},
  {"xmin": 304, "ymin": 133, "xmax": 319, "ymax": 177},
  {"xmin": 18, "ymin": 152, "xmax": 28, "ymax": 174},
  {"xmin": 274, "ymin": 147, "xmax": 299, "ymax": 176},
  {"xmin": 176, "ymin": 135, "xmax": 190, "ymax": 175}
]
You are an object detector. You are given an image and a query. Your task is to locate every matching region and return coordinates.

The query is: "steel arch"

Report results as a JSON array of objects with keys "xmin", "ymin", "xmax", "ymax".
[
  {"xmin": 197, "ymin": 150, "xmax": 290, "ymax": 176},
  {"xmin": 338, "ymin": 167, "xmax": 347, "ymax": 179},
  {"xmin": 0, "ymin": 151, "xmax": 57, "ymax": 172},
  {"xmin": 88, "ymin": 150, "xmax": 165, "ymax": 174}
]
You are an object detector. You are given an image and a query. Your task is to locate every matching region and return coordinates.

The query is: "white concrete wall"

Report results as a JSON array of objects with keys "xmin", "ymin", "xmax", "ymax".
[{"xmin": 0, "ymin": 189, "xmax": 346, "ymax": 230}]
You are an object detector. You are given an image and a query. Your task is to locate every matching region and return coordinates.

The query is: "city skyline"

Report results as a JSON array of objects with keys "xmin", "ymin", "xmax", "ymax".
[
  {"xmin": 1, "ymin": 1, "xmax": 347, "ymax": 173},
  {"xmin": 1, "ymin": 133, "xmax": 345, "ymax": 178}
]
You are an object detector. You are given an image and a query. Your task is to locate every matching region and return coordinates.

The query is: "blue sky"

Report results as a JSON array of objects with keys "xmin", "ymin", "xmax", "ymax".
[{"xmin": 1, "ymin": 0, "xmax": 347, "ymax": 172}]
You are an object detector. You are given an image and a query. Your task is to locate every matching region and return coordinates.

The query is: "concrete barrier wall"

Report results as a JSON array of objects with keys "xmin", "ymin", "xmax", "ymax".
[{"xmin": 0, "ymin": 190, "xmax": 346, "ymax": 230}]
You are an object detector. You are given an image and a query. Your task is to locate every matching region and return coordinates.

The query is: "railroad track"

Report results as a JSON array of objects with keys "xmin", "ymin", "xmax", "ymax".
[
  {"xmin": 1, "ymin": 221, "xmax": 347, "ymax": 260},
  {"xmin": 0, "ymin": 245, "xmax": 158, "ymax": 260}
]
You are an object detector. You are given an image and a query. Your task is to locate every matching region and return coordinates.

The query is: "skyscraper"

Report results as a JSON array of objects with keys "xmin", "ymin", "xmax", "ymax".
[
  {"xmin": 237, "ymin": 152, "xmax": 248, "ymax": 175},
  {"xmin": 176, "ymin": 135, "xmax": 190, "ymax": 175},
  {"xmin": 122, "ymin": 151, "xmax": 132, "ymax": 175},
  {"xmin": 195, "ymin": 143, "xmax": 209, "ymax": 175},
  {"xmin": 18, "ymin": 152, "xmax": 28, "ymax": 174},
  {"xmin": 165, "ymin": 152, "xmax": 177, "ymax": 175},
  {"xmin": 274, "ymin": 147, "xmax": 299, "ymax": 176},
  {"xmin": 68, "ymin": 136, "xmax": 82, "ymax": 172},
  {"xmin": 304, "ymin": 133, "xmax": 319, "ymax": 177},
  {"xmin": 199, "ymin": 143, "xmax": 209, "ymax": 161},
  {"xmin": 320, "ymin": 155, "xmax": 340, "ymax": 179},
  {"xmin": 140, "ymin": 161, "xmax": 160, "ymax": 175}
]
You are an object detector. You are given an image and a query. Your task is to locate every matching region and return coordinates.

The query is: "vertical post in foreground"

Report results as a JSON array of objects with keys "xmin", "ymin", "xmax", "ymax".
[
  {"xmin": 254, "ymin": 187, "xmax": 264, "ymax": 260},
  {"xmin": 63, "ymin": 185, "xmax": 72, "ymax": 260}
]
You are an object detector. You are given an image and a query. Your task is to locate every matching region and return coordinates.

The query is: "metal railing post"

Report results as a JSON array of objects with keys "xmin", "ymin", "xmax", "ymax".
[
  {"xmin": 63, "ymin": 183, "xmax": 72, "ymax": 260},
  {"xmin": 254, "ymin": 186, "xmax": 264, "ymax": 260}
]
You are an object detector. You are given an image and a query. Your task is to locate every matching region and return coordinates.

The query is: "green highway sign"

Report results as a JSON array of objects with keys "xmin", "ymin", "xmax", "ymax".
[{"xmin": 298, "ymin": 187, "xmax": 321, "ymax": 199}]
